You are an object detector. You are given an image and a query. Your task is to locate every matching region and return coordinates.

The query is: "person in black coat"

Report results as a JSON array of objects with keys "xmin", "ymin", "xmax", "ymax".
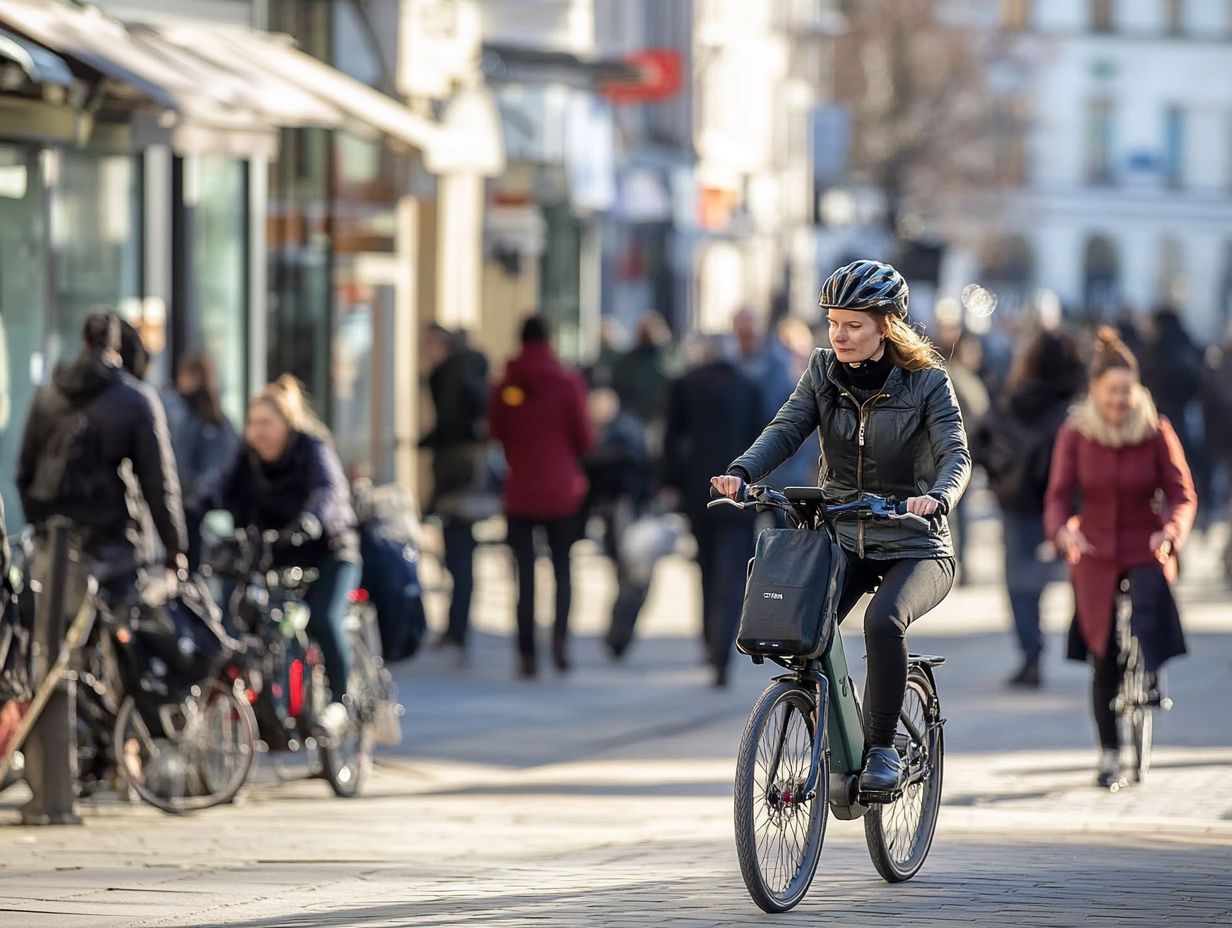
[
  {"xmin": 665, "ymin": 335, "xmax": 763, "ymax": 686},
  {"xmin": 17, "ymin": 311, "xmax": 187, "ymax": 573},
  {"xmin": 418, "ymin": 325, "xmax": 491, "ymax": 654},
  {"xmin": 971, "ymin": 328, "xmax": 1084, "ymax": 687},
  {"xmin": 220, "ymin": 375, "xmax": 359, "ymax": 701}
]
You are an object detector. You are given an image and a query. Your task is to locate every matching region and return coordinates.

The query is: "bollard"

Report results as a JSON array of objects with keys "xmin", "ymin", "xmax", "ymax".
[{"xmin": 20, "ymin": 517, "xmax": 81, "ymax": 826}]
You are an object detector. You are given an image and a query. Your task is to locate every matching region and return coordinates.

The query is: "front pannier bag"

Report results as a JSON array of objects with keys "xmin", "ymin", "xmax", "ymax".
[{"xmin": 736, "ymin": 528, "xmax": 847, "ymax": 659}]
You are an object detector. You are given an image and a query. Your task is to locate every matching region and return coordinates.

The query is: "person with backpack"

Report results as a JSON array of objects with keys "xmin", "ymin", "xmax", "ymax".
[
  {"xmin": 972, "ymin": 329, "xmax": 1085, "ymax": 688},
  {"xmin": 17, "ymin": 311, "xmax": 187, "ymax": 578}
]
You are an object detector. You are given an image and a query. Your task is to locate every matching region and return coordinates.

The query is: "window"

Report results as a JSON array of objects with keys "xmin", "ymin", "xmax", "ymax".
[
  {"xmin": 1164, "ymin": 105, "xmax": 1186, "ymax": 188},
  {"xmin": 1156, "ymin": 238, "xmax": 1187, "ymax": 305},
  {"xmin": 1085, "ymin": 98, "xmax": 1116, "ymax": 184},
  {"xmin": 995, "ymin": 98, "xmax": 1031, "ymax": 186},
  {"xmin": 1165, "ymin": 0, "xmax": 1185, "ymax": 35},
  {"xmin": 1083, "ymin": 235, "xmax": 1121, "ymax": 316},
  {"xmin": 979, "ymin": 235, "xmax": 1035, "ymax": 314},
  {"xmin": 1000, "ymin": 0, "xmax": 1030, "ymax": 30},
  {"xmin": 1090, "ymin": 0, "xmax": 1114, "ymax": 32}
]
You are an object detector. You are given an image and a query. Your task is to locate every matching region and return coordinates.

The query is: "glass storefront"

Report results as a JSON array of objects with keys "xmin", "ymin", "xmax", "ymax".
[
  {"xmin": 50, "ymin": 150, "xmax": 143, "ymax": 367},
  {"xmin": 186, "ymin": 154, "xmax": 247, "ymax": 425},
  {"xmin": 0, "ymin": 143, "xmax": 48, "ymax": 528}
]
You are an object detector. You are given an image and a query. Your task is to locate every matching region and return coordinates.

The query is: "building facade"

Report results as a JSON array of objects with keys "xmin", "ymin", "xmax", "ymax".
[{"xmin": 956, "ymin": 0, "xmax": 1232, "ymax": 338}]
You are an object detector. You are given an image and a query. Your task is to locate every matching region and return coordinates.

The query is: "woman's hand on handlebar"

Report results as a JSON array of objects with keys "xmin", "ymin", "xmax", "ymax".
[
  {"xmin": 904, "ymin": 495, "xmax": 941, "ymax": 518},
  {"xmin": 710, "ymin": 474, "xmax": 745, "ymax": 501}
]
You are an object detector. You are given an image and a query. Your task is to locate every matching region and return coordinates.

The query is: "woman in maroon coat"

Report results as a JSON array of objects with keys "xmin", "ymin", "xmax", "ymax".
[{"xmin": 1044, "ymin": 328, "xmax": 1197, "ymax": 788}]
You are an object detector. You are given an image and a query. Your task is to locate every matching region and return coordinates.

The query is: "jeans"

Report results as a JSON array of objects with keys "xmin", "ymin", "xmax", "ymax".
[
  {"xmin": 1001, "ymin": 511, "xmax": 1058, "ymax": 662},
  {"xmin": 597, "ymin": 502, "xmax": 652, "ymax": 652},
  {"xmin": 690, "ymin": 513, "xmax": 757, "ymax": 675},
  {"xmin": 303, "ymin": 555, "xmax": 361, "ymax": 699},
  {"xmin": 836, "ymin": 554, "xmax": 956, "ymax": 747},
  {"xmin": 507, "ymin": 516, "xmax": 578, "ymax": 657},
  {"xmin": 441, "ymin": 518, "xmax": 478, "ymax": 645}
]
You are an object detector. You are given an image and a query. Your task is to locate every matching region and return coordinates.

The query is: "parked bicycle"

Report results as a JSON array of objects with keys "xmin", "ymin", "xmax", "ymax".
[
  {"xmin": 206, "ymin": 525, "xmax": 399, "ymax": 798},
  {"xmin": 0, "ymin": 554, "xmax": 256, "ymax": 815},
  {"xmin": 709, "ymin": 485, "xmax": 946, "ymax": 912}
]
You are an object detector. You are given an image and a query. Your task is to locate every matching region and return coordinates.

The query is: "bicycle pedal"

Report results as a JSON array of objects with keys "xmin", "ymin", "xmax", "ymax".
[{"xmin": 858, "ymin": 787, "xmax": 903, "ymax": 805}]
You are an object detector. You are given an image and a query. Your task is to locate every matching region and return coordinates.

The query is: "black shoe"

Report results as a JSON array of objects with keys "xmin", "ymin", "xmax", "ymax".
[
  {"xmin": 1006, "ymin": 657, "xmax": 1041, "ymax": 689},
  {"xmin": 859, "ymin": 746, "xmax": 904, "ymax": 795},
  {"xmin": 712, "ymin": 665, "xmax": 730, "ymax": 689},
  {"xmin": 604, "ymin": 632, "xmax": 630, "ymax": 662},
  {"xmin": 517, "ymin": 653, "xmax": 538, "ymax": 680},
  {"xmin": 551, "ymin": 640, "xmax": 570, "ymax": 674}
]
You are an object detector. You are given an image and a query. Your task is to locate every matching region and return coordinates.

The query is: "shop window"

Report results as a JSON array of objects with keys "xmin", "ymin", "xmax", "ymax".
[
  {"xmin": 186, "ymin": 155, "xmax": 247, "ymax": 425},
  {"xmin": 1156, "ymin": 238, "xmax": 1187, "ymax": 305},
  {"xmin": 1165, "ymin": 0, "xmax": 1185, "ymax": 35},
  {"xmin": 1090, "ymin": 0, "xmax": 1114, "ymax": 32},
  {"xmin": 50, "ymin": 150, "xmax": 142, "ymax": 368},
  {"xmin": 1083, "ymin": 234, "xmax": 1121, "ymax": 316},
  {"xmin": 978, "ymin": 235, "xmax": 1035, "ymax": 314},
  {"xmin": 1164, "ymin": 105, "xmax": 1186, "ymax": 189},
  {"xmin": 1085, "ymin": 98, "xmax": 1116, "ymax": 185}
]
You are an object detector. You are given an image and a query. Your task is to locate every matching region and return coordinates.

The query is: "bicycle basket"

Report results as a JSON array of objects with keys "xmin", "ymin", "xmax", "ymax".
[{"xmin": 736, "ymin": 527, "xmax": 848, "ymax": 659}]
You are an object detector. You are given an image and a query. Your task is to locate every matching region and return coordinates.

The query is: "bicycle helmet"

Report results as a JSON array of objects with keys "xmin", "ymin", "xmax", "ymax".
[{"xmin": 819, "ymin": 260, "xmax": 909, "ymax": 319}]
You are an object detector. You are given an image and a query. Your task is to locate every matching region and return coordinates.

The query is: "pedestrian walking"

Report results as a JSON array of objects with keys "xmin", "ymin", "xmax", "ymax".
[
  {"xmin": 219, "ymin": 375, "xmax": 360, "ymax": 705},
  {"xmin": 1045, "ymin": 328, "xmax": 1196, "ymax": 788},
  {"xmin": 163, "ymin": 353, "xmax": 239, "ymax": 572},
  {"xmin": 1201, "ymin": 329, "xmax": 1232, "ymax": 577},
  {"xmin": 715, "ymin": 259, "xmax": 970, "ymax": 794},
  {"xmin": 1139, "ymin": 306, "xmax": 1207, "ymax": 513},
  {"xmin": 418, "ymin": 324, "xmax": 493, "ymax": 657},
  {"xmin": 665, "ymin": 334, "xmax": 763, "ymax": 687},
  {"xmin": 972, "ymin": 329, "xmax": 1084, "ymax": 687},
  {"xmin": 488, "ymin": 317, "xmax": 595, "ymax": 678},
  {"xmin": 937, "ymin": 322, "xmax": 989, "ymax": 585},
  {"xmin": 610, "ymin": 312, "xmax": 674, "ymax": 461},
  {"xmin": 583, "ymin": 386, "xmax": 652, "ymax": 659}
]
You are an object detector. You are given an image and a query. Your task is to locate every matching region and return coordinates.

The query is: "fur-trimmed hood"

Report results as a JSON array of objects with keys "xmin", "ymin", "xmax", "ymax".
[{"xmin": 1066, "ymin": 385, "xmax": 1159, "ymax": 448}]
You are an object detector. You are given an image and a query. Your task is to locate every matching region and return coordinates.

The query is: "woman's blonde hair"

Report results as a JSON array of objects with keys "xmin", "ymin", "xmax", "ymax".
[
  {"xmin": 250, "ymin": 374, "xmax": 326, "ymax": 435},
  {"xmin": 881, "ymin": 314, "xmax": 945, "ymax": 372}
]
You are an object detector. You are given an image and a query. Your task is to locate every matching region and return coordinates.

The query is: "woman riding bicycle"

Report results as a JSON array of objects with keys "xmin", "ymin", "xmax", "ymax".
[
  {"xmin": 219, "ymin": 376, "xmax": 361, "ymax": 705},
  {"xmin": 711, "ymin": 260, "xmax": 970, "ymax": 796},
  {"xmin": 1044, "ymin": 328, "xmax": 1196, "ymax": 788}
]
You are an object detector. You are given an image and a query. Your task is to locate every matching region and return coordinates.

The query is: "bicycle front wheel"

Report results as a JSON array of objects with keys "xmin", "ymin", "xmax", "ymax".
[
  {"xmin": 864, "ymin": 667, "xmax": 944, "ymax": 882},
  {"xmin": 734, "ymin": 680, "xmax": 828, "ymax": 913}
]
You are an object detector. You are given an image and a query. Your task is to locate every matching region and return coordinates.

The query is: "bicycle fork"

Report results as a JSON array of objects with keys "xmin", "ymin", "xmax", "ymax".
[{"xmin": 767, "ymin": 676, "xmax": 829, "ymax": 807}]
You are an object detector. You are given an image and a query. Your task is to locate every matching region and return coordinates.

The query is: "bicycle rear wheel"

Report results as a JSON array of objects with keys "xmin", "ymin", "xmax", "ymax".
[
  {"xmin": 864, "ymin": 667, "xmax": 944, "ymax": 882},
  {"xmin": 115, "ymin": 682, "xmax": 257, "ymax": 814},
  {"xmin": 734, "ymin": 680, "xmax": 827, "ymax": 913}
]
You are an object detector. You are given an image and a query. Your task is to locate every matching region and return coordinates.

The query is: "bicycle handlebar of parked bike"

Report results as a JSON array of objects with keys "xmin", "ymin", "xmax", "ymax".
[{"xmin": 707, "ymin": 485, "xmax": 932, "ymax": 528}]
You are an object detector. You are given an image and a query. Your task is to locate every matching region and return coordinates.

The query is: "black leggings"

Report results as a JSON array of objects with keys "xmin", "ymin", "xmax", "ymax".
[
  {"xmin": 507, "ymin": 515, "xmax": 578, "ymax": 657},
  {"xmin": 1092, "ymin": 625, "xmax": 1122, "ymax": 750},
  {"xmin": 836, "ymin": 554, "xmax": 956, "ymax": 747}
]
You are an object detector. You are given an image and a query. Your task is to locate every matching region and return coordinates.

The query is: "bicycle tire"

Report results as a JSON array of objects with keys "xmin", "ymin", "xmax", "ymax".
[
  {"xmin": 1124, "ymin": 641, "xmax": 1153, "ymax": 783},
  {"xmin": 734, "ymin": 680, "xmax": 828, "ymax": 913},
  {"xmin": 864, "ymin": 668, "xmax": 944, "ymax": 883},
  {"xmin": 114, "ymin": 682, "xmax": 257, "ymax": 814},
  {"xmin": 316, "ymin": 633, "xmax": 374, "ymax": 799}
]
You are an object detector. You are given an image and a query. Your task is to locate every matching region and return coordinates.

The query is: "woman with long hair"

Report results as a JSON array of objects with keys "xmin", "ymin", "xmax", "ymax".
[
  {"xmin": 220, "ymin": 376, "xmax": 360, "ymax": 703},
  {"xmin": 712, "ymin": 260, "xmax": 970, "ymax": 794},
  {"xmin": 1044, "ymin": 328, "xmax": 1196, "ymax": 788}
]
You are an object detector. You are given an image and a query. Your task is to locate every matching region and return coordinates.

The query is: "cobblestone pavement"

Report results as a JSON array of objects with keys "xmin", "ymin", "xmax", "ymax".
[{"xmin": 1, "ymin": 515, "xmax": 1229, "ymax": 927}]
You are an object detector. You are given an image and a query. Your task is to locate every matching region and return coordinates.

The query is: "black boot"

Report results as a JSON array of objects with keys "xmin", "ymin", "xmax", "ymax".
[
  {"xmin": 859, "ymin": 746, "xmax": 904, "ymax": 795},
  {"xmin": 1006, "ymin": 655, "xmax": 1041, "ymax": 689}
]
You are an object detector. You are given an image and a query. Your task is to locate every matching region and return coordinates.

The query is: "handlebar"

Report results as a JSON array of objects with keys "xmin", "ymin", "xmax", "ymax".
[{"xmin": 707, "ymin": 485, "xmax": 932, "ymax": 529}]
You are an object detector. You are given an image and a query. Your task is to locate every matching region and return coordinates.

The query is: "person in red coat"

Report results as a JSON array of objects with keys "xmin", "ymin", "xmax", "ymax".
[
  {"xmin": 489, "ymin": 317, "xmax": 595, "ymax": 678},
  {"xmin": 1044, "ymin": 327, "xmax": 1197, "ymax": 788}
]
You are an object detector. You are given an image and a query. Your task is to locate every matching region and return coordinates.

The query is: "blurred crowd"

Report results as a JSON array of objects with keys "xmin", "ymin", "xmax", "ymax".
[{"xmin": 421, "ymin": 303, "xmax": 1232, "ymax": 688}]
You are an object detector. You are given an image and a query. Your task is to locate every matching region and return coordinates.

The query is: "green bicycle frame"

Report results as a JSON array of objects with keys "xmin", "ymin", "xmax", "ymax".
[{"xmin": 819, "ymin": 631, "xmax": 870, "ymax": 820}]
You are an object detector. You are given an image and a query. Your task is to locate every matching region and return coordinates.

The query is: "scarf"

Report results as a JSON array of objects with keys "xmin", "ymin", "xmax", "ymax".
[{"xmin": 1066, "ymin": 385, "xmax": 1159, "ymax": 448}]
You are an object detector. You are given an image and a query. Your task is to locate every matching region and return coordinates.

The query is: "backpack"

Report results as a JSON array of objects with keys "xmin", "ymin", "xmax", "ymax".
[
  {"xmin": 358, "ymin": 521, "xmax": 427, "ymax": 663},
  {"xmin": 24, "ymin": 389, "xmax": 108, "ymax": 508}
]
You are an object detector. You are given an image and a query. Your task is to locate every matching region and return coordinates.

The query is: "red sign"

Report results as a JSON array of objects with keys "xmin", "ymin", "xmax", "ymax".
[{"xmin": 602, "ymin": 49, "xmax": 683, "ymax": 105}]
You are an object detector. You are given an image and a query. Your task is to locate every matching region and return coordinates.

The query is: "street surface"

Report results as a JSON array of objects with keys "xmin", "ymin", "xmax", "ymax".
[{"xmin": 1, "ymin": 511, "xmax": 1230, "ymax": 927}]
